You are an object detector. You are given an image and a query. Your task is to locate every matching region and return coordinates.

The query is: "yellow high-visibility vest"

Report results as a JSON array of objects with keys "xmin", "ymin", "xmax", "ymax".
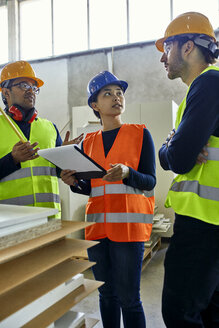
[
  {"xmin": 0, "ymin": 116, "xmax": 61, "ymax": 218},
  {"xmin": 165, "ymin": 66, "xmax": 219, "ymax": 225}
]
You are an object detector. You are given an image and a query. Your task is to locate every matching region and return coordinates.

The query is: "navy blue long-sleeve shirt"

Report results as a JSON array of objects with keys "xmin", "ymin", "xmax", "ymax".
[
  {"xmin": 0, "ymin": 118, "xmax": 62, "ymax": 180},
  {"xmin": 159, "ymin": 69, "xmax": 219, "ymax": 174},
  {"xmin": 71, "ymin": 127, "xmax": 156, "ymax": 195}
]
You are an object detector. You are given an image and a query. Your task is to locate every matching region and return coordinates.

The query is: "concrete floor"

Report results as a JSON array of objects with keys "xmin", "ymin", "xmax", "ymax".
[{"xmin": 71, "ymin": 242, "xmax": 168, "ymax": 328}]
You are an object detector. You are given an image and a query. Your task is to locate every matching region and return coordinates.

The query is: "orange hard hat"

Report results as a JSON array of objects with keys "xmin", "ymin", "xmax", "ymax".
[
  {"xmin": 0, "ymin": 60, "xmax": 44, "ymax": 91},
  {"xmin": 156, "ymin": 12, "xmax": 216, "ymax": 52}
]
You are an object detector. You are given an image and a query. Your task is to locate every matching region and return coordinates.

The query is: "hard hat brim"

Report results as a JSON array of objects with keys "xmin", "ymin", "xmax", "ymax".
[
  {"xmin": 33, "ymin": 77, "xmax": 44, "ymax": 88},
  {"xmin": 155, "ymin": 37, "xmax": 166, "ymax": 52}
]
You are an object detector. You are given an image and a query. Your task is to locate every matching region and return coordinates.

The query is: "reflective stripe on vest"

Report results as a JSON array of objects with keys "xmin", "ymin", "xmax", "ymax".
[
  {"xmin": 36, "ymin": 193, "xmax": 60, "ymax": 203},
  {"xmin": 0, "ymin": 193, "xmax": 60, "ymax": 205},
  {"xmin": 0, "ymin": 166, "xmax": 57, "ymax": 182},
  {"xmin": 207, "ymin": 147, "xmax": 219, "ymax": 161},
  {"xmin": 87, "ymin": 212, "xmax": 153, "ymax": 223},
  {"xmin": 0, "ymin": 168, "xmax": 31, "ymax": 182},
  {"xmin": 170, "ymin": 180, "xmax": 219, "ymax": 202},
  {"xmin": 0, "ymin": 195, "xmax": 34, "ymax": 205},
  {"xmin": 32, "ymin": 167, "xmax": 57, "ymax": 176},
  {"xmin": 90, "ymin": 184, "xmax": 154, "ymax": 198}
]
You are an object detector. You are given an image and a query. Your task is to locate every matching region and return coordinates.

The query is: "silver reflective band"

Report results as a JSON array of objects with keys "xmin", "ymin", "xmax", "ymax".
[
  {"xmin": 90, "ymin": 184, "xmax": 154, "ymax": 197},
  {"xmin": 170, "ymin": 180, "xmax": 219, "ymax": 202},
  {"xmin": 206, "ymin": 147, "xmax": 219, "ymax": 161},
  {"xmin": 0, "ymin": 193, "xmax": 60, "ymax": 205},
  {"xmin": 91, "ymin": 186, "xmax": 104, "ymax": 197},
  {"xmin": 0, "ymin": 195, "xmax": 34, "ymax": 205},
  {"xmin": 32, "ymin": 167, "xmax": 57, "ymax": 176},
  {"xmin": 86, "ymin": 212, "xmax": 153, "ymax": 223},
  {"xmin": 0, "ymin": 166, "xmax": 57, "ymax": 182},
  {"xmin": 35, "ymin": 193, "xmax": 60, "ymax": 203},
  {"xmin": 106, "ymin": 213, "xmax": 153, "ymax": 223},
  {"xmin": 0, "ymin": 167, "xmax": 31, "ymax": 182},
  {"xmin": 105, "ymin": 184, "xmax": 149, "ymax": 195},
  {"xmin": 86, "ymin": 213, "xmax": 104, "ymax": 223},
  {"xmin": 143, "ymin": 190, "xmax": 154, "ymax": 197}
]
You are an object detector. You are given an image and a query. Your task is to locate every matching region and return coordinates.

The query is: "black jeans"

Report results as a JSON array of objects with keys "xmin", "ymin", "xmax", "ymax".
[
  {"xmin": 162, "ymin": 214, "xmax": 219, "ymax": 328},
  {"xmin": 87, "ymin": 238, "xmax": 146, "ymax": 328}
]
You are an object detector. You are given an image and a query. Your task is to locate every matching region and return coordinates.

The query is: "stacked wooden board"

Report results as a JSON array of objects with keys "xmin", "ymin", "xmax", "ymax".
[{"xmin": 0, "ymin": 205, "xmax": 103, "ymax": 328}]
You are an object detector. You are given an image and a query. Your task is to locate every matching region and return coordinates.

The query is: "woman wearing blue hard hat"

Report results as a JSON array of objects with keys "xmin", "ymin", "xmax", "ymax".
[{"xmin": 61, "ymin": 71, "xmax": 156, "ymax": 328}]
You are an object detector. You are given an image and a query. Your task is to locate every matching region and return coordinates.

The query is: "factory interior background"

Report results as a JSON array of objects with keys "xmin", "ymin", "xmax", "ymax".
[{"xmin": 0, "ymin": 1, "xmax": 218, "ymax": 327}]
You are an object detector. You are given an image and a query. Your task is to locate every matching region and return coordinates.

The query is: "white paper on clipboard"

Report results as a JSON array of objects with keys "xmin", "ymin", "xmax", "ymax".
[{"xmin": 38, "ymin": 145, "xmax": 106, "ymax": 179}]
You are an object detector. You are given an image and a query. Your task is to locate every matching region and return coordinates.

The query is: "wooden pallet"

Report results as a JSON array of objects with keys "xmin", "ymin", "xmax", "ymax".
[
  {"xmin": 72, "ymin": 237, "xmax": 162, "ymax": 272},
  {"xmin": 83, "ymin": 317, "xmax": 99, "ymax": 328},
  {"xmin": 142, "ymin": 237, "xmax": 161, "ymax": 271}
]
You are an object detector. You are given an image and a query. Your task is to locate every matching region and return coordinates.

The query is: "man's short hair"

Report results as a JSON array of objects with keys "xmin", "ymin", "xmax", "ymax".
[{"xmin": 174, "ymin": 34, "xmax": 218, "ymax": 64}]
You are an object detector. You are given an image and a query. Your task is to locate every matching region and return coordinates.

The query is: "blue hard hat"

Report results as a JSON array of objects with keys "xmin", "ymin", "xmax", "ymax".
[{"xmin": 87, "ymin": 71, "xmax": 128, "ymax": 108}]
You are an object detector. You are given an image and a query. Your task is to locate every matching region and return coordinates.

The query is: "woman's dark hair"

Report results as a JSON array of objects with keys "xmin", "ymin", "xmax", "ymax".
[
  {"xmin": 93, "ymin": 108, "xmax": 101, "ymax": 119},
  {"xmin": 90, "ymin": 93, "xmax": 101, "ymax": 119}
]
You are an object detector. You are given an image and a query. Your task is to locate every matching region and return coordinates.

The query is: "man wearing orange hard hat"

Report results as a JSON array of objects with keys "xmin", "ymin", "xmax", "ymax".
[
  {"xmin": 0, "ymin": 60, "xmax": 83, "ymax": 217},
  {"xmin": 156, "ymin": 12, "xmax": 219, "ymax": 327}
]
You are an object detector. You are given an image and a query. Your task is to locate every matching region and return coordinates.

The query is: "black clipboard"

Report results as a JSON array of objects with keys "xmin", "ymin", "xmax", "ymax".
[
  {"xmin": 38, "ymin": 144, "xmax": 106, "ymax": 180},
  {"xmin": 73, "ymin": 146, "xmax": 106, "ymax": 179}
]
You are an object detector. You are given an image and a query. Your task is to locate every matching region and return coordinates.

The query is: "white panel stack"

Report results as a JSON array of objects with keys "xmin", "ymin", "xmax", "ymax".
[
  {"xmin": 0, "ymin": 274, "xmax": 84, "ymax": 328},
  {"xmin": 0, "ymin": 204, "xmax": 58, "ymax": 237},
  {"xmin": 152, "ymin": 213, "xmax": 171, "ymax": 233},
  {"xmin": 55, "ymin": 311, "xmax": 85, "ymax": 328}
]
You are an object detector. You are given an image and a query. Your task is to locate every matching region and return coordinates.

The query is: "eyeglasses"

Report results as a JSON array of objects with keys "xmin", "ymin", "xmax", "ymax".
[
  {"xmin": 11, "ymin": 82, "xmax": 40, "ymax": 95},
  {"xmin": 163, "ymin": 41, "xmax": 174, "ymax": 55}
]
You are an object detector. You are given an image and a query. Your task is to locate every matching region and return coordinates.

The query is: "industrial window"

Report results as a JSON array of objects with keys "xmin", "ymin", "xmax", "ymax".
[
  {"xmin": 129, "ymin": 0, "xmax": 170, "ymax": 43},
  {"xmin": 89, "ymin": 0, "xmax": 127, "ymax": 49},
  {"xmin": 53, "ymin": 0, "xmax": 88, "ymax": 55},
  {"xmin": 19, "ymin": 0, "xmax": 52, "ymax": 60},
  {"xmin": 0, "ymin": 5, "xmax": 8, "ymax": 64},
  {"xmin": 2, "ymin": 0, "xmax": 219, "ymax": 62}
]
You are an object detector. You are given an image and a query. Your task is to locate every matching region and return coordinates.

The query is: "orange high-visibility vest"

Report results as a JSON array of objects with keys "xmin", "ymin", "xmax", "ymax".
[{"xmin": 83, "ymin": 124, "xmax": 155, "ymax": 242}]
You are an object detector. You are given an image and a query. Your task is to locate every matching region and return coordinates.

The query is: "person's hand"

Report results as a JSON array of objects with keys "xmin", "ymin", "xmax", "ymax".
[
  {"xmin": 62, "ymin": 131, "xmax": 84, "ymax": 146},
  {"xmin": 102, "ymin": 163, "xmax": 130, "ymax": 182},
  {"xmin": 196, "ymin": 144, "xmax": 209, "ymax": 165},
  {"xmin": 12, "ymin": 141, "xmax": 39, "ymax": 164},
  {"xmin": 60, "ymin": 169, "xmax": 78, "ymax": 186},
  {"xmin": 165, "ymin": 128, "xmax": 175, "ymax": 148}
]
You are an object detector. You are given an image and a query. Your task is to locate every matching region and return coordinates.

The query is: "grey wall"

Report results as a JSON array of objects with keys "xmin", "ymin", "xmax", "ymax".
[{"xmin": 67, "ymin": 42, "xmax": 187, "ymax": 109}]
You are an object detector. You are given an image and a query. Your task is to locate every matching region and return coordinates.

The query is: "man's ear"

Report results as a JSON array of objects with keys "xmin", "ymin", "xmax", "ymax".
[
  {"xmin": 183, "ymin": 40, "xmax": 195, "ymax": 56},
  {"xmin": 2, "ymin": 88, "xmax": 9, "ymax": 99}
]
